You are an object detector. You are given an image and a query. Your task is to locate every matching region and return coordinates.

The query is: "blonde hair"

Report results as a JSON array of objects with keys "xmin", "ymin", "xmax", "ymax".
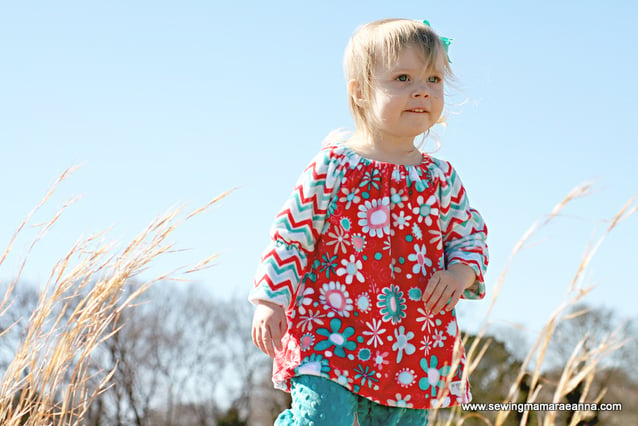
[{"xmin": 343, "ymin": 19, "xmax": 453, "ymax": 132}]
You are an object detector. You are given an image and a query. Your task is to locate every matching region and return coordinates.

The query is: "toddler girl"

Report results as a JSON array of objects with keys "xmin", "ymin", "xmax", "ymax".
[{"xmin": 250, "ymin": 18, "xmax": 488, "ymax": 426}]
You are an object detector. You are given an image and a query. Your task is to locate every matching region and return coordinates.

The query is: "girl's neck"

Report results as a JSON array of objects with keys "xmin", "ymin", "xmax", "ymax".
[{"xmin": 346, "ymin": 131, "xmax": 423, "ymax": 166}]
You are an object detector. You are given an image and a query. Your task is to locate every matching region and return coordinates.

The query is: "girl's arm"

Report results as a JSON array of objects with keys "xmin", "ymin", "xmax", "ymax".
[
  {"xmin": 249, "ymin": 146, "xmax": 342, "ymax": 309},
  {"xmin": 435, "ymin": 159, "xmax": 489, "ymax": 300}
]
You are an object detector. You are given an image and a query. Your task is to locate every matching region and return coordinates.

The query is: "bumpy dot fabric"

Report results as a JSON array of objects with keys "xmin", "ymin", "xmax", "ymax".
[{"xmin": 275, "ymin": 375, "xmax": 429, "ymax": 426}]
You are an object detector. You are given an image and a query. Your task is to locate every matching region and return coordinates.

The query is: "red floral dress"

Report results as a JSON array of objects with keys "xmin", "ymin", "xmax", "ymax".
[{"xmin": 250, "ymin": 142, "xmax": 488, "ymax": 410}]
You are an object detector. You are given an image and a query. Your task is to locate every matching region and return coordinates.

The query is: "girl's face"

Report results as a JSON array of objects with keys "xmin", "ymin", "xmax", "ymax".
[{"xmin": 366, "ymin": 44, "xmax": 444, "ymax": 144}]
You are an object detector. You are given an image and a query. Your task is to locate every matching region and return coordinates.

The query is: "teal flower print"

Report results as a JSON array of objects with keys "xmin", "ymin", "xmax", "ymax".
[
  {"xmin": 419, "ymin": 355, "xmax": 451, "ymax": 397},
  {"xmin": 377, "ymin": 284, "xmax": 407, "ymax": 324},
  {"xmin": 354, "ymin": 364, "xmax": 378, "ymax": 388},
  {"xmin": 318, "ymin": 253, "xmax": 338, "ymax": 278},
  {"xmin": 406, "ymin": 167, "xmax": 429, "ymax": 192},
  {"xmin": 359, "ymin": 169, "xmax": 381, "ymax": 190},
  {"xmin": 327, "ymin": 198, "xmax": 338, "ymax": 217},
  {"xmin": 392, "ymin": 326, "xmax": 416, "ymax": 363},
  {"xmin": 315, "ymin": 318, "xmax": 357, "ymax": 357},
  {"xmin": 408, "ymin": 287, "xmax": 422, "ymax": 301}
]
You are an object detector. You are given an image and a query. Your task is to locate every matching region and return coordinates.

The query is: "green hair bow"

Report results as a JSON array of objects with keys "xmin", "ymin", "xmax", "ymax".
[{"xmin": 422, "ymin": 19, "xmax": 452, "ymax": 63}]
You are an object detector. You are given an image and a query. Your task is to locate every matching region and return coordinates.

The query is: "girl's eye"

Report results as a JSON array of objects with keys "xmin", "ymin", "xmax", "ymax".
[
  {"xmin": 396, "ymin": 74, "xmax": 409, "ymax": 82},
  {"xmin": 428, "ymin": 76, "xmax": 442, "ymax": 83}
]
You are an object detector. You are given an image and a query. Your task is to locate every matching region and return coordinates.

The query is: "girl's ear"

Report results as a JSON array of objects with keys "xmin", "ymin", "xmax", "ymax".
[{"xmin": 348, "ymin": 79, "xmax": 365, "ymax": 106}]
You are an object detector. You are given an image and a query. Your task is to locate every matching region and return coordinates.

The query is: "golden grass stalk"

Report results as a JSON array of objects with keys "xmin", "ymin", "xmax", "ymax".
[{"xmin": 0, "ymin": 168, "xmax": 231, "ymax": 425}]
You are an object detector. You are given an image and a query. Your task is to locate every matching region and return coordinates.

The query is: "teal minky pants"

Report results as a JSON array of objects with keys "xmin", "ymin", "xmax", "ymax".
[{"xmin": 275, "ymin": 375, "xmax": 429, "ymax": 426}]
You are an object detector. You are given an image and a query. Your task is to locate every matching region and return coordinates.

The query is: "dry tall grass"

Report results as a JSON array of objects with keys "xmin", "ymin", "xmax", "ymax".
[
  {"xmin": 0, "ymin": 168, "xmax": 230, "ymax": 425},
  {"xmin": 428, "ymin": 184, "xmax": 637, "ymax": 426}
]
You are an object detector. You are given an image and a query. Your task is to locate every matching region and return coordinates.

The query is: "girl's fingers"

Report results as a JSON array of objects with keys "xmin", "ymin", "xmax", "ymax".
[
  {"xmin": 263, "ymin": 327, "xmax": 275, "ymax": 358},
  {"xmin": 424, "ymin": 282, "xmax": 445, "ymax": 312},
  {"xmin": 422, "ymin": 275, "xmax": 440, "ymax": 303},
  {"xmin": 257, "ymin": 327, "xmax": 268, "ymax": 356},
  {"xmin": 431, "ymin": 285, "xmax": 455, "ymax": 314},
  {"xmin": 271, "ymin": 325, "xmax": 283, "ymax": 352},
  {"xmin": 446, "ymin": 291, "xmax": 462, "ymax": 311},
  {"xmin": 431, "ymin": 294, "xmax": 447, "ymax": 314},
  {"xmin": 253, "ymin": 322, "xmax": 273, "ymax": 357},
  {"xmin": 251, "ymin": 303, "xmax": 287, "ymax": 358}
]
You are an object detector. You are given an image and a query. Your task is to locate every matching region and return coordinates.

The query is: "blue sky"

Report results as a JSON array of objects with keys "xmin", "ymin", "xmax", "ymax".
[{"xmin": 1, "ymin": 0, "xmax": 636, "ymax": 339}]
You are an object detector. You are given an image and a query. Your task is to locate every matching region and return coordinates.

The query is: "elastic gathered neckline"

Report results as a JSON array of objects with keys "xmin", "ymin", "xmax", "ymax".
[{"xmin": 337, "ymin": 143, "xmax": 431, "ymax": 169}]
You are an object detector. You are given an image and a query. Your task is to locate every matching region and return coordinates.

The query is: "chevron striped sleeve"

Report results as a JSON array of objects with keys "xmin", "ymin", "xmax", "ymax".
[
  {"xmin": 250, "ymin": 146, "xmax": 343, "ymax": 308},
  {"xmin": 433, "ymin": 158, "xmax": 489, "ymax": 300}
]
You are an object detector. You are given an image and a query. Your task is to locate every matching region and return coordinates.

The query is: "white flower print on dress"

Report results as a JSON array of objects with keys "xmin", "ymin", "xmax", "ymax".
[
  {"xmin": 296, "ymin": 287, "xmax": 315, "ymax": 316},
  {"xmin": 412, "ymin": 195, "xmax": 439, "ymax": 226},
  {"xmin": 339, "ymin": 187, "xmax": 361, "ymax": 209},
  {"xmin": 416, "ymin": 307, "xmax": 437, "ymax": 332},
  {"xmin": 319, "ymin": 281, "xmax": 353, "ymax": 317},
  {"xmin": 419, "ymin": 335, "xmax": 432, "ymax": 356},
  {"xmin": 298, "ymin": 309, "xmax": 325, "ymax": 332},
  {"xmin": 391, "ymin": 210, "xmax": 412, "ymax": 230},
  {"xmin": 389, "ymin": 187, "xmax": 408, "ymax": 208},
  {"xmin": 326, "ymin": 225, "xmax": 351, "ymax": 255},
  {"xmin": 408, "ymin": 244, "xmax": 433, "ymax": 275},
  {"xmin": 387, "ymin": 393, "xmax": 414, "ymax": 408},
  {"xmin": 362, "ymin": 318, "xmax": 386, "ymax": 348},
  {"xmin": 358, "ymin": 197, "xmax": 391, "ymax": 238},
  {"xmin": 336, "ymin": 254, "xmax": 364, "ymax": 284}
]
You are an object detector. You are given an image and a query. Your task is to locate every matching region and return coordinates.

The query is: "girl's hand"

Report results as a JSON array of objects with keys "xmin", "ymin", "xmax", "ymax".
[
  {"xmin": 422, "ymin": 264, "xmax": 476, "ymax": 314},
  {"xmin": 251, "ymin": 300, "xmax": 287, "ymax": 358}
]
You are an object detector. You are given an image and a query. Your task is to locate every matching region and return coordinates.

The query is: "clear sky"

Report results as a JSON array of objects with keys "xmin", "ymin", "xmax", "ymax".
[{"xmin": 1, "ymin": 0, "xmax": 636, "ymax": 338}]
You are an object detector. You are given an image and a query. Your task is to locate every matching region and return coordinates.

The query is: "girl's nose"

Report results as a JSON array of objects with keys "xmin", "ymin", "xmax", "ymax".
[{"xmin": 411, "ymin": 83, "xmax": 430, "ymax": 98}]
